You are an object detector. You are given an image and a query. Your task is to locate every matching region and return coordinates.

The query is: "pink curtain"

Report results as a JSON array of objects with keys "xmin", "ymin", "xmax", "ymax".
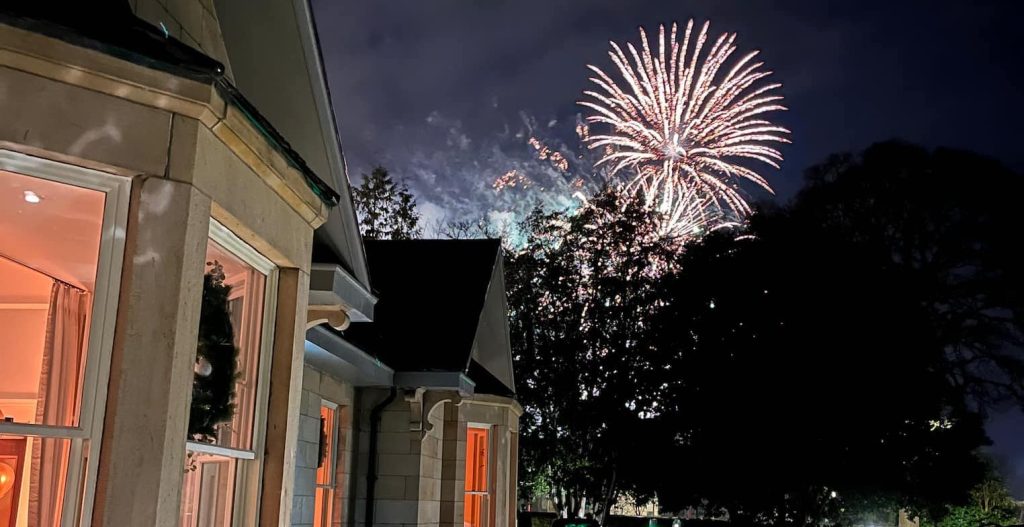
[{"xmin": 28, "ymin": 282, "xmax": 88, "ymax": 527}]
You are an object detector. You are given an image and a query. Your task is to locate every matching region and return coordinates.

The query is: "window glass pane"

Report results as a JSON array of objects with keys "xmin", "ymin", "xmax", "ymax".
[
  {"xmin": 465, "ymin": 494, "xmax": 489, "ymax": 527},
  {"xmin": 314, "ymin": 404, "xmax": 336, "ymax": 527},
  {"xmin": 0, "ymin": 434, "xmax": 71, "ymax": 527},
  {"xmin": 464, "ymin": 427, "xmax": 490, "ymax": 527},
  {"xmin": 182, "ymin": 233, "xmax": 271, "ymax": 527},
  {"xmin": 188, "ymin": 240, "xmax": 266, "ymax": 451},
  {"xmin": 313, "ymin": 487, "xmax": 333, "ymax": 527},
  {"xmin": 465, "ymin": 427, "xmax": 488, "ymax": 492},
  {"xmin": 180, "ymin": 453, "xmax": 237, "ymax": 527},
  {"xmin": 0, "ymin": 170, "xmax": 104, "ymax": 428}
]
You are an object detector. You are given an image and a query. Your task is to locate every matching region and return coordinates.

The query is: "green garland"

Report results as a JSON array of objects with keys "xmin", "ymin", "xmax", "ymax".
[{"xmin": 189, "ymin": 261, "xmax": 240, "ymax": 442}]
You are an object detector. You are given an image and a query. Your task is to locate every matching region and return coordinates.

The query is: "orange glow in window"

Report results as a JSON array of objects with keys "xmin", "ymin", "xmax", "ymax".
[{"xmin": 464, "ymin": 427, "xmax": 489, "ymax": 527}]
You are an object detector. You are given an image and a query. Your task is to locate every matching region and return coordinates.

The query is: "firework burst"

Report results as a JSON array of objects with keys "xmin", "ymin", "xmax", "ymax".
[{"xmin": 580, "ymin": 19, "xmax": 790, "ymax": 230}]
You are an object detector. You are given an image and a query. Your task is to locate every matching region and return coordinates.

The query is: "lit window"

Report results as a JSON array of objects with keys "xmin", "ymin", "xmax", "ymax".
[
  {"xmin": 0, "ymin": 153, "xmax": 129, "ymax": 527},
  {"xmin": 0, "ymin": 169, "xmax": 103, "ymax": 429},
  {"xmin": 464, "ymin": 426, "xmax": 491, "ymax": 527},
  {"xmin": 313, "ymin": 402, "xmax": 339, "ymax": 527},
  {"xmin": 180, "ymin": 223, "xmax": 276, "ymax": 527}
]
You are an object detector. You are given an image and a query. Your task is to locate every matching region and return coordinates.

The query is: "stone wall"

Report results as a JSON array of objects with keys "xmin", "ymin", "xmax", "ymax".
[{"xmin": 352, "ymin": 389, "xmax": 450, "ymax": 527}]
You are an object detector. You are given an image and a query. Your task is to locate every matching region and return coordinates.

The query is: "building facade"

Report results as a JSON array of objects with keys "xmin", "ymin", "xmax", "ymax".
[{"xmin": 0, "ymin": 1, "xmax": 519, "ymax": 526}]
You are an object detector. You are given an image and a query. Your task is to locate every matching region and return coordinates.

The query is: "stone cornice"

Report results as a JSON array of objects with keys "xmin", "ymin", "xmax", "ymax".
[{"xmin": 0, "ymin": 23, "xmax": 330, "ymax": 228}]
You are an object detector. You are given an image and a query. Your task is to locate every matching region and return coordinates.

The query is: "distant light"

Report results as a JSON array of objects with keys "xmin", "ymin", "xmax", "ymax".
[
  {"xmin": 23, "ymin": 190, "xmax": 41, "ymax": 204},
  {"xmin": 830, "ymin": 491, "xmax": 838, "ymax": 499}
]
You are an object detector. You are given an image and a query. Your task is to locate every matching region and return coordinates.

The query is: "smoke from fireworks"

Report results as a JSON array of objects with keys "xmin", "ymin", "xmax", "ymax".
[{"xmin": 580, "ymin": 20, "xmax": 790, "ymax": 237}]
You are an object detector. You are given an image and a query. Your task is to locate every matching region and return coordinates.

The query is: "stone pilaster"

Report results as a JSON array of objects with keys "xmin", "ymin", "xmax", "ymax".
[
  {"xmin": 439, "ymin": 402, "xmax": 467, "ymax": 527},
  {"xmin": 260, "ymin": 268, "xmax": 312, "ymax": 525},
  {"xmin": 91, "ymin": 177, "xmax": 211, "ymax": 526}
]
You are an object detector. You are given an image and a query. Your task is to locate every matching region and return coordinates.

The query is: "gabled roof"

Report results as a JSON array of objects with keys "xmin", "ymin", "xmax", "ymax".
[
  {"xmin": 215, "ymin": 0, "xmax": 370, "ymax": 289},
  {"xmin": 342, "ymin": 239, "xmax": 515, "ymax": 395}
]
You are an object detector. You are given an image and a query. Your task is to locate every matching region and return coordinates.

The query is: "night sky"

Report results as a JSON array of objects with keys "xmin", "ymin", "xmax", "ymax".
[{"xmin": 311, "ymin": 0, "xmax": 1024, "ymax": 494}]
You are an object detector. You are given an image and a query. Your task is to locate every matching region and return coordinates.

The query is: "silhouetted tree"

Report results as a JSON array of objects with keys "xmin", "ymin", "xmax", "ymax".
[
  {"xmin": 507, "ymin": 188, "xmax": 679, "ymax": 519},
  {"xmin": 649, "ymin": 141, "xmax": 1024, "ymax": 525},
  {"xmin": 352, "ymin": 166, "xmax": 421, "ymax": 240}
]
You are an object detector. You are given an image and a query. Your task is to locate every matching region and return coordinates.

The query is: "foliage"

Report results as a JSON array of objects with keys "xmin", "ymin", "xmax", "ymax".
[
  {"xmin": 647, "ymin": 141, "xmax": 1024, "ymax": 524},
  {"xmin": 352, "ymin": 166, "xmax": 421, "ymax": 240},
  {"xmin": 970, "ymin": 478, "xmax": 1016, "ymax": 515},
  {"xmin": 189, "ymin": 263, "xmax": 239, "ymax": 442},
  {"xmin": 923, "ymin": 477, "xmax": 1019, "ymax": 527},
  {"xmin": 507, "ymin": 188, "xmax": 680, "ymax": 517}
]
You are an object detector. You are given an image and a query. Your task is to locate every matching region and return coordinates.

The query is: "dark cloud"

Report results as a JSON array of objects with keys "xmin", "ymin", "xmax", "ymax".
[{"xmin": 313, "ymin": 0, "xmax": 1024, "ymax": 493}]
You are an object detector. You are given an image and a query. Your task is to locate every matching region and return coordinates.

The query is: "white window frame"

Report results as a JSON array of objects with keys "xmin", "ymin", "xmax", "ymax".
[
  {"xmin": 0, "ymin": 149, "xmax": 131, "ymax": 527},
  {"xmin": 183, "ymin": 220, "xmax": 278, "ymax": 527}
]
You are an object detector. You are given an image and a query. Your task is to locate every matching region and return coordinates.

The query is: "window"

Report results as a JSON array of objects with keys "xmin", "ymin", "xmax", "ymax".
[
  {"xmin": 464, "ymin": 426, "xmax": 491, "ymax": 527},
  {"xmin": 180, "ymin": 222, "xmax": 277, "ymax": 527},
  {"xmin": 0, "ymin": 151, "xmax": 129, "ymax": 527},
  {"xmin": 313, "ymin": 402, "xmax": 338, "ymax": 527}
]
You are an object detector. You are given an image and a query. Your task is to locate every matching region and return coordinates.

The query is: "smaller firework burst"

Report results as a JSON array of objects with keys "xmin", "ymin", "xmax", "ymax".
[{"xmin": 493, "ymin": 169, "xmax": 532, "ymax": 191}]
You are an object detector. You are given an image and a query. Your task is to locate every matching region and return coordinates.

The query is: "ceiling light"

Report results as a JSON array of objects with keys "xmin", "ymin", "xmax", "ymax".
[{"xmin": 23, "ymin": 190, "xmax": 41, "ymax": 203}]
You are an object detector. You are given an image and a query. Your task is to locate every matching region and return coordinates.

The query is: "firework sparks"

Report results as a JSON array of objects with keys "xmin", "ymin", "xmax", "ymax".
[
  {"xmin": 528, "ymin": 137, "xmax": 571, "ymax": 173},
  {"xmin": 580, "ymin": 19, "xmax": 790, "ymax": 228},
  {"xmin": 493, "ymin": 169, "xmax": 532, "ymax": 191}
]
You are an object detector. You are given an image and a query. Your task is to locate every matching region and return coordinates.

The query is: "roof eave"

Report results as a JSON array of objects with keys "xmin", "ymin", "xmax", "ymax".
[
  {"xmin": 305, "ymin": 325, "xmax": 393, "ymax": 386},
  {"xmin": 308, "ymin": 262, "xmax": 376, "ymax": 322}
]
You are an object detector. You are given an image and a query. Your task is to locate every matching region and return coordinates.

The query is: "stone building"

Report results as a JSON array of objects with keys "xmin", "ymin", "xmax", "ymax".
[
  {"xmin": 0, "ymin": 1, "xmax": 520, "ymax": 526},
  {"xmin": 300, "ymin": 239, "xmax": 521, "ymax": 527}
]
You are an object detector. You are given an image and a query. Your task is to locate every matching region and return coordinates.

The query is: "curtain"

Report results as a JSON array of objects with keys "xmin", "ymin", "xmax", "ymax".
[{"xmin": 28, "ymin": 282, "xmax": 88, "ymax": 527}]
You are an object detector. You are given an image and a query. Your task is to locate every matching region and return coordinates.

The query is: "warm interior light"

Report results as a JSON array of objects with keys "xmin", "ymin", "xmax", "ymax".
[
  {"xmin": 0, "ymin": 461, "xmax": 15, "ymax": 498},
  {"xmin": 23, "ymin": 190, "xmax": 41, "ymax": 203}
]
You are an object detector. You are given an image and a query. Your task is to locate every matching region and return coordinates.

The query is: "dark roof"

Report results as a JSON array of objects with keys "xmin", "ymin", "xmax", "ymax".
[
  {"xmin": 0, "ymin": 2, "xmax": 340, "ymax": 208},
  {"xmin": 342, "ymin": 239, "xmax": 501, "ymax": 373},
  {"xmin": 1, "ymin": 2, "xmax": 223, "ymax": 83}
]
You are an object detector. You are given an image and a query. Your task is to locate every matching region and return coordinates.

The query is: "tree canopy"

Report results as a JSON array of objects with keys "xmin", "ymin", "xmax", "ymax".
[
  {"xmin": 649, "ymin": 141, "xmax": 1024, "ymax": 523},
  {"xmin": 508, "ymin": 141, "xmax": 1024, "ymax": 525},
  {"xmin": 507, "ymin": 189, "xmax": 679, "ymax": 517},
  {"xmin": 923, "ymin": 472, "xmax": 1021, "ymax": 527}
]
